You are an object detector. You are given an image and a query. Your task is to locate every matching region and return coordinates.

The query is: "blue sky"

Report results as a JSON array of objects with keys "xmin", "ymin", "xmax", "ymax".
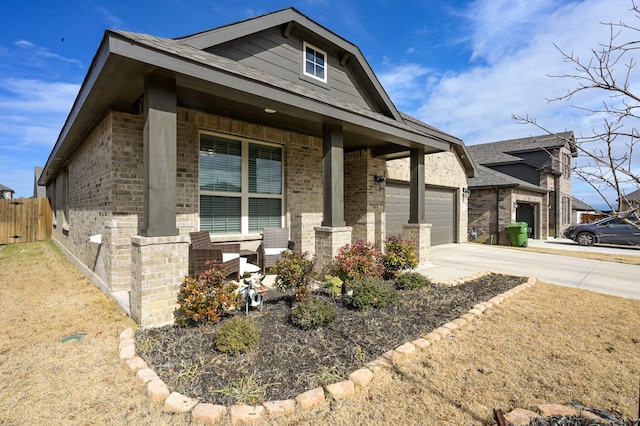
[{"xmin": 0, "ymin": 0, "xmax": 637, "ymax": 209}]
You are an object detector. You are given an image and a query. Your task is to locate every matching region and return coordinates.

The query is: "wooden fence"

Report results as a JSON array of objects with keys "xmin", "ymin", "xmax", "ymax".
[{"xmin": 0, "ymin": 198, "xmax": 52, "ymax": 245}]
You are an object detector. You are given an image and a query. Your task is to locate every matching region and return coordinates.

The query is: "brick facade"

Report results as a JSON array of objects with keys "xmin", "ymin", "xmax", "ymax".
[
  {"xmin": 344, "ymin": 150, "xmax": 386, "ymax": 248},
  {"xmin": 49, "ymin": 107, "xmax": 402, "ymax": 325},
  {"xmin": 468, "ymin": 188, "xmax": 548, "ymax": 245}
]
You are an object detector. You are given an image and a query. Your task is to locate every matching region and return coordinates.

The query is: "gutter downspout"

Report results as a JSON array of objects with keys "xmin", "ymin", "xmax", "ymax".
[
  {"xmin": 495, "ymin": 186, "xmax": 500, "ymax": 245},
  {"xmin": 554, "ymin": 176, "xmax": 560, "ymax": 238}
]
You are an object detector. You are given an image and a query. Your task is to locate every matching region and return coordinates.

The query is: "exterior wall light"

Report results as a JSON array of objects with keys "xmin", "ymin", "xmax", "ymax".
[
  {"xmin": 462, "ymin": 187, "xmax": 471, "ymax": 197},
  {"xmin": 374, "ymin": 174, "xmax": 386, "ymax": 190}
]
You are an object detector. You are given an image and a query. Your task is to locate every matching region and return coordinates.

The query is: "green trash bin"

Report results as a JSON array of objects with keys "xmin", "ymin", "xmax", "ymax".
[{"xmin": 506, "ymin": 222, "xmax": 528, "ymax": 247}]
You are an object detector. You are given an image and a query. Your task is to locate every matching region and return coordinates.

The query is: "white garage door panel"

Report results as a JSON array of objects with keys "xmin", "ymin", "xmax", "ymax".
[{"xmin": 385, "ymin": 183, "xmax": 456, "ymax": 246}]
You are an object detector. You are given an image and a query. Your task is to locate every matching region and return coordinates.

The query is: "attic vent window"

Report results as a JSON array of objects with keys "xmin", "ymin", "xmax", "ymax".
[{"xmin": 303, "ymin": 42, "xmax": 327, "ymax": 83}]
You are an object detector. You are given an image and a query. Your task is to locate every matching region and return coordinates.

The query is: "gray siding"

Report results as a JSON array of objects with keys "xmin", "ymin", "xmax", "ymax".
[
  {"xmin": 207, "ymin": 28, "xmax": 375, "ymax": 111},
  {"xmin": 517, "ymin": 151, "xmax": 553, "ymax": 168},
  {"xmin": 492, "ymin": 164, "xmax": 540, "ymax": 186}
]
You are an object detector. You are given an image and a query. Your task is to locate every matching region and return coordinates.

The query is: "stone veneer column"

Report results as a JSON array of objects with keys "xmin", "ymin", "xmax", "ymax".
[
  {"xmin": 402, "ymin": 223, "xmax": 432, "ymax": 264},
  {"xmin": 130, "ymin": 235, "xmax": 189, "ymax": 327},
  {"xmin": 314, "ymin": 226, "xmax": 352, "ymax": 273},
  {"xmin": 104, "ymin": 216, "xmax": 138, "ymax": 293}
]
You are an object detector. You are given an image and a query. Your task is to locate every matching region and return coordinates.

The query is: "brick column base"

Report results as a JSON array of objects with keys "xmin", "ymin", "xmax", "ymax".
[
  {"xmin": 130, "ymin": 235, "xmax": 189, "ymax": 327},
  {"xmin": 314, "ymin": 226, "xmax": 352, "ymax": 273},
  {"xmin": 402, "ymin": 223, "xmax": 432, "ymax": 264}
]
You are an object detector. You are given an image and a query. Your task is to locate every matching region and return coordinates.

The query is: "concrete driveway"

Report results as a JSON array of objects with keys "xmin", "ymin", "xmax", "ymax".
[{"xmin": 416, "ymin": 241, "xmax": 640, "ymax": 300}]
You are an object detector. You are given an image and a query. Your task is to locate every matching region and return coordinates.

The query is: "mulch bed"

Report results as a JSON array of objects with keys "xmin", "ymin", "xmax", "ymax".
[
  {"xmin": 136, "ymin": 273, "xmax": 526, "ymax": 406},
  {"xmin": 529, "ymin": 416, "xmax": 637, "ymax": 426}
]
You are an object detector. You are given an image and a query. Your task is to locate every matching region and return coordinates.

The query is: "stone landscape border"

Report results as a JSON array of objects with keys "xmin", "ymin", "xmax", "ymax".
[{"xmin": 119, "ymin": 273, "xmax": 544, "ymax": 424}]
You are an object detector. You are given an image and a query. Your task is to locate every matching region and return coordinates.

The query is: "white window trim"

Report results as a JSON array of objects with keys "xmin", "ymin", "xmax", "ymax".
[
  {"xmin": 198, "ymin": 131, "xmax": 284, "ymax": 235},
  {"xmin": 302, "ymin": 41, "xmax": 328, "ymax": 83}
]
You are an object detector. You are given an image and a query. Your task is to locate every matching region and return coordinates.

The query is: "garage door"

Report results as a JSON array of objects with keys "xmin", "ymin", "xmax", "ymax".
[{"xmin": 385, "ymin": 183, "xmax": 457, "ymax": 246}]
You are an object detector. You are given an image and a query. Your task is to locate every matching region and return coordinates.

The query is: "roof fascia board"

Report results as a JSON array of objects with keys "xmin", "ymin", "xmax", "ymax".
[
  {"xmin": 109, "ymin": 35, "xmax": 449, "ymax": 151},
  {"xmin": 39, "ymin": 33, "xmax": 111, "ymax": 185},
  {"xmin": 450, "ymin": 144, "xmax": 477, "ymax": 178},
  {"xmin": 179, "ymin": 9, "xmax": 300, "ymax": 49}
]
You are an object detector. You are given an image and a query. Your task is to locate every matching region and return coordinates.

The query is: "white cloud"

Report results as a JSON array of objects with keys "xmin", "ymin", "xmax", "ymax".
[
  {"xmin": 0, "ymin": 78, "xmax": 78, "ymax": 148},
  {"xmin": 380, "ymin": 0, "xmax": 639, "ymax": 207},
  {"xmin": 15, "ymin": 40, "xmax": 83, "ymax": 67},
  {"xmin": 465, "ymin": 0, "xmax": 558, "ymax": 65},
  {"xmin": 378, "ymin": 63, "xmax": 434, "ymax": 110},
  {"xmin": 87, "ymin": 3, "xmax": 124, "ymax": 29}
]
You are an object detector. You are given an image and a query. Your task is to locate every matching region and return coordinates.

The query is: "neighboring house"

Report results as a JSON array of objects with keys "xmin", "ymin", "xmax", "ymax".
[
  {"xmin": 0, "ymin": 184, "xmax": 14, "ymax": 200},
  {"xmin": 38, "ymin": 8, "xmax": 474, "ymax": 326},
  {"xmin": 467, "ymin": 165, "xmax": 549, "ymax": 244},
  {"xmin": 619, "ymin": 189, "xmax": 640, "ymax": 212},
  {"xmin": 571, "ymin": 197, "xmax": 602, "ymax": 225},
  {"xmin": 467, "ymin": 132, "xmax": 576, "ymax": 243},
  {"xmin": 33, "ymin": 167, "xmax": 46, "ymax": 198}
]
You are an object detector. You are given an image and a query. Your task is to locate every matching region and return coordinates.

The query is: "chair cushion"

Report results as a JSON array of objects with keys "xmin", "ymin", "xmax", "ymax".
[
  {"xmin": 222, "ymin": 253, "xmax": 240, "ymax": 262},
  {"xmin": 264, "ymin": 248, "xmax": 290, "ymax": 256}
]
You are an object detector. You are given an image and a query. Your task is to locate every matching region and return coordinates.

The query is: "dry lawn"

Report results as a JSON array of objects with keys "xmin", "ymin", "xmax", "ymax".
[{"xmin": 1, "ymin": 241, "xmax": 638, "ymax": 425}]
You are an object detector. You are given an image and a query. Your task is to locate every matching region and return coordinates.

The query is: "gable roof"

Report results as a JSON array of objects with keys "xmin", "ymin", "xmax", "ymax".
[
  {"xmin": 40, "ymin": 8, "xmax": 468, "ymax": 185},
  {"xmin": 468, "ymin": 165, "xmax": 548, "ymax": 193},
  {"xmin": 400, "ymin": 113, "xmax": 476, "ymax": 177},
  {"xmin": 626, "ymin": 189, "xmax": 640, "ymax": 201},
  {"xmin": 177, "ymin": 8, "xmax": 401, "ymax": 122},
  {"xmin": 572, "ymin": 197, "xmax": 596, "ymax": 211},
  {"xmin": 0, "ymin": 184, "xmax": 14, "ymax": 193},
  {"xmin": 467, "ymin": 131, "xmax": 576, "ymax": 166}
]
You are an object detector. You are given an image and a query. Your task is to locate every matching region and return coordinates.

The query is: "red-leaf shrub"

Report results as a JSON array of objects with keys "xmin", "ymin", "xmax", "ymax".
[
  {"xmin": 332, "ymin": 240, "xmax": 384, "ymax": 283},
  {"xmin": 382, "ymin": 235, "xmax": 418, "ymax": 279},
  {"xmin": 175, "ymin": 261, "xmax": 241, "ymax": 327}
]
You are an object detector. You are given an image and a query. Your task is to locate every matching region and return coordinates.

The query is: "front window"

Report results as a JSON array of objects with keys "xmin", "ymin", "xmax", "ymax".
[
  {"xmin": 199, "ymin": 133, "xmax": 283, "ymax": 234},
  {"xmin": 303, "ymin": 42, "xmax": 327, "ymax": 83},
  {"xmin": 562, "ymin": 153, "xmax": 571, "ymax": 177}
]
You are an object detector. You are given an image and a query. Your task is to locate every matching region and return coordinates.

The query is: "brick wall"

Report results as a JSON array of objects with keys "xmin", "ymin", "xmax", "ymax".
[
  {"xmin": 468, "ymin": 188, "xmax": 548, "ymax": 244},
  {"xmin": 344, "ymin": 150, "xmax": 386, "ymax": 247},
  {"xmin": 468, "ymin": 188, "xmax": 511, "ymax": 245},
  {"xmin": 50, "ymin": 113, "xmax": 114, "ymax": 289}
]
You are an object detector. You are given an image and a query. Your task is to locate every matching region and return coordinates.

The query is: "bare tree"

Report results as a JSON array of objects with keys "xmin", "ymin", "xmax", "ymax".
[{"xmin": 513, "ymin": 0, "xmax": 640, "ymax": 223}]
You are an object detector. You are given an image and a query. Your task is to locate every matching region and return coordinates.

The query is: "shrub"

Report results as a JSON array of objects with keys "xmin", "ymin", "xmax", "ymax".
[
  {"xmin": 290, "ymin": 298, "xmax": 337, "ymax": 329},
  {"xmin": 332, "ymin": 241, "xmax": 384, "ymax": 284},
  {"xmin": 382, "ymin": 235, "xmax": 418, "ymax": 279},
  {"xmin": 271, "ymin": 251, "xmax": 317, "ymax": 301},
  {"xmin": 349, "ymin": 276, "xmax": 398, "ymax": 310},
  {"xmin": 215, "ymin": 317, "xmax": 260, "ymax": 354},
  {"xmin": 322, "ymin": 275, "xmax": 343, "ymax": 299},
  {"xmin": 175, "ymin": 262, "xmax": 241, "ymax": 327},
  {"xmin": 394, "ymin": 271, "xmax": 431, "ymax": 290}
]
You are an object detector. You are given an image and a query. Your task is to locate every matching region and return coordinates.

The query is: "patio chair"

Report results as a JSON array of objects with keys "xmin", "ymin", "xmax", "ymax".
[
  {"xmin": 259, "ymin": 227, "xmax": 295, "ymax": 274},
  {"xmin": 189, "ymin": 231, "xmax": 241, "ymax": 280}
]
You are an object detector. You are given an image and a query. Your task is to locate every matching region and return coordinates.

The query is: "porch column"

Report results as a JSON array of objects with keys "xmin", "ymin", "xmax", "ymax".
[
  {"xmin": 316, "ymin": 123, "xmax": 351, "ymax": 272},
  {"xmin": 405, "ymin": 146, "xmax": 431, "ymax": 263},
  {"xmin": 141, "ymin": 74, "xmax": 178, "ymax": 237},
  {"xmin": 322, "ymin": 123, "xmax": 345, "ymax": 227},
  {"xmin": 409, "ymin": 146, "xmax": 426, "ymax": 223}
]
